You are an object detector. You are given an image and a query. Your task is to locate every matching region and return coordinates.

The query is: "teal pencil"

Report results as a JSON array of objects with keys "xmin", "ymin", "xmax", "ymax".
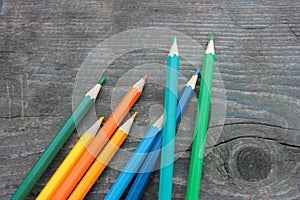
[
  {"xmin": 158, "ymin": 37, "xmax": 180, "ymax": 200},
  {"xmin": 186, "ymin": 36, "xmax": 215, "ymax": 200}
]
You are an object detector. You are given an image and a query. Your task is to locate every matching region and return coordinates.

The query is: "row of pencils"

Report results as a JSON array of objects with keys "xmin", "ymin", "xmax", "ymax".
[{"xmin": 11, "ymin": 35, "xmax": 215, "ymax": 200}]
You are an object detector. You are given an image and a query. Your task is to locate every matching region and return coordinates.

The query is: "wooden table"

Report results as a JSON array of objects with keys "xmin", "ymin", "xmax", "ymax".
[{"xmin": 1, "ymin": 0, "xmax": 299, "ymax": 199}]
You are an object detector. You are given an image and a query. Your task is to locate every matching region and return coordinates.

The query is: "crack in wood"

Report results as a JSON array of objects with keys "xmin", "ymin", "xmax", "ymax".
[
  {"xmin": 0, "ymin": 114, "xmax": 65, "ymax": 119},
  {"xmin": 210, "ymin": 121, "xmax": 300, "ymax": 131},
  {"xmin": 207, "ymin": 135, "xmax": 300, "ymax": 149}
]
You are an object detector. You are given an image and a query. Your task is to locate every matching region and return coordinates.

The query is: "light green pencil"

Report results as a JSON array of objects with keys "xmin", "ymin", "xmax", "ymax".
[
  {"xmin": 11, "ymin": 77, "xmax": 106, "ymax": 200},
  {"xmin": 186, "ymin": 36, "xmax": 215, "ymax": 200}
]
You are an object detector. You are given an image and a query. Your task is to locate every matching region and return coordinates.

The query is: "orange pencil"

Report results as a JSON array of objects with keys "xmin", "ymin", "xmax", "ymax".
[
  {"xmin": 51, "ymin": 76, "xmax": 146, "ymax": 200},
  {"xmin": 68, "ymin": 112, "xmax": 138, "ymax": 200}
]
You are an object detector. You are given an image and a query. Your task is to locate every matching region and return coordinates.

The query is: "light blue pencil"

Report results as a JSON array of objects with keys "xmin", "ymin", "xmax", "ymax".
[
  {"xmin": 126, "ymin": 69, "xmax": 200, "ymax": 200},
  {"xmin": 104, "ymin": 115, "xmax": 164, "ymax": 200},
  {"xmin": 159, "ymin": 36, "xmax": 180, "ymax": 200}
]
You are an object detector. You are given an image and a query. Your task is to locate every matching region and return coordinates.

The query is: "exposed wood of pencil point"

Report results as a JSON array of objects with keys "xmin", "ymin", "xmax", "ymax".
[
  {"xmin": 119, "ymin": 112, "xmax": 138, "ymax": 134},
  {"xmin": 50, "ymin": 76, "xmax": 146, "ymax": 200},
  {"xmin": 11, "ymin": 78, "xmax": 105, "ymax": 200},
  {"xmin": 169, "ymin": 36, "xmax": 178, "ymax": 56},
  {"xmin": 206, "ymin": 36, "xmax": 215, "ymax": 54},
  {"xmin": 36, "ymin": 116, "xmax": 104, "ymax": 200},
  {"xmin": 186, "ymin": 36, "xmax": 215, "ymax": 200},
  {"xmin": 68, "ymin": 113, "xmax": 137, "ymax": 200}
]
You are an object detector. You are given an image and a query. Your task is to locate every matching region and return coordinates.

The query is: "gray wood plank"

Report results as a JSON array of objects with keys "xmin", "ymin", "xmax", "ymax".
[{"xmin": 0, "ymin": 0, "xmax": 299, "ymax": 199}]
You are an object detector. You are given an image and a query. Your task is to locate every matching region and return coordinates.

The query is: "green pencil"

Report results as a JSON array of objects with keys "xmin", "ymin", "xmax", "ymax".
[
  {"xmin": 186, "ymin": 36, "xmax": 215, "ymax": 200},
  {"xmin": 11, "ymin": 77, "xmax": 106, "ymax": 200}
]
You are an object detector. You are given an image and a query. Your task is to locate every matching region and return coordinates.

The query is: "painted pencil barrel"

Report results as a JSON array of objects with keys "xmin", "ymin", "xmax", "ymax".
[
  {"xmin": 11, "ymin": 96, "xmax": 94, "ymax": 200},
  {"xmin": 50, "ymin": 77, "xmax": 145, "ymax": 200},
  {"xmin": 36, "ymin": 133, "xmax": 93, "ymax": 200},
  {"xmin": 68, "ymin": 130, "xmax": 128, "ymax": 200},
  {"xmin": 36, "ymin": 116, "xmax": 103, "ymax": 200},
  {"xmin": 126, "ymin": 84, "xmax": 194, "ymax": 200},
  {"xmin": 68, "ymin": 112, "xmax": 137, "ymax": 200},
  {"xmin": 104, "ymin": 126, "xmax": 160, "ymax": 200},
  {"xmin": 186, "ymin": 37, "xmax": 215, "ymax": 200},
  {"xmin": 126, "ymin": 132, "xmax": 162, "ymax": 200},
  {"xmin": 159, "ymin": 37, "xmax": 179, "ymax": 200}
]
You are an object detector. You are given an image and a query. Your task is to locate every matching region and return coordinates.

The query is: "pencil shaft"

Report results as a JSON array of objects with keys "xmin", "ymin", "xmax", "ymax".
[
  {"xmin": 11, "ymin": 96, "xmax": 94, "ymax": 200},
  {"xmin": 36, "ymin": 118, "xmax": 103, "ymax": 200},
  {"xmin": 51, "ymin": 77, "xmax": 145, "ymax": 200},
  {"xmin": 88, "ymin": 88, "xmax": 138, "ymax": 156},
  {"xmin": 68, "ymin": 113, "xmax": 137, "ymax": 200},
  {"xmin": 36, "ymin": 116, "xmax": 103, "ymax": 200},
  {"xmin": 37, "ymin": 133, "xmax": 93, "ymax": 200},
  {"xmin": 159, "ymin": 42, "xmax": 179, "ymax": 200},
  {"xmin": 126, "ymin": 84, "xmax": 194, "ymax": 200},
  {"xmin": 104, "ymin": 126, "xmax": 160, "ymax": 200},
  {"xmin": 186, "ymin": 39, "xmax": 215, "ymax": 200},
  {"xmin": 68, "ymin": 130, "xmax": 128, "ymax": 200}
]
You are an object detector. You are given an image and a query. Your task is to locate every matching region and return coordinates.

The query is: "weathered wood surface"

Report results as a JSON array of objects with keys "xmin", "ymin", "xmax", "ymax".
[{"xmin": 0, "ymin": 0, "xmax": 299, "ymax": 199}]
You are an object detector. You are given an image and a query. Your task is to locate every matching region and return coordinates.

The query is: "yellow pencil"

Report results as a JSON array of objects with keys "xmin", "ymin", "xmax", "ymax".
[
  {"xmin": 36, "ymin": 117, "xmax": 104, "ymax": 200},
  {"xmin": 68, "ymin": 112, "xmax": 138, "ymax": 200}
]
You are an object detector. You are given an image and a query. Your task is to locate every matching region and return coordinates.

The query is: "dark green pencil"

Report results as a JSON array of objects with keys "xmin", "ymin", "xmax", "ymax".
[{"xmin": 11, "ymin": 77, "xmax": 106, "ymax": 200}]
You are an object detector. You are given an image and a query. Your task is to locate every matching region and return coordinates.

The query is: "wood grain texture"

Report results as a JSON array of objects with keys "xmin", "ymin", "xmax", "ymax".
[{"xmin": 0, "ymin": 0, "xmax": 299, "ymax": 199}]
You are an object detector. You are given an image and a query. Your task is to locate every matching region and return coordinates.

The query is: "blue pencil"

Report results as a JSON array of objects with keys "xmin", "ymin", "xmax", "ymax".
[
  {"xmin": 159, "ymin": 36, "xmax": 180, "ymax": 200},
  {"xmin": 104, "ymin": 115, "xmax": 164, "ymax": 200},
  {"xmin": 126, "ymin": 70, "xmax": 200, "ymax": 200}
]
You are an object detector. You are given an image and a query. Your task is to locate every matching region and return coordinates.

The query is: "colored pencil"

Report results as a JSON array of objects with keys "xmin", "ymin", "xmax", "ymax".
[
  {"xmin": 105, "ymin": 114, "xmax": 164, "ymax": 200},
  {"xmin": 68, "ymin": 112, "xmax": 138, "ymax": 200},
  {"xmin": 159, "ymin": 36, "xmax": 180, "ymax": 200},
  {"xmin": 36, "ymin": 117, "xmax": 104, "ymax": 200},
  {"xmin": 186, "ymin": 36, "xmax": 215, "ymax": 200},
  {"xmin": 51, "ymin": 76, "xmax": 146, "ymax": 200},
  {"xmin": 126, "ymin": 69, "xmax": 200, "ymax": 200},
  {"xmin": 11, "ymin": 76, "xmax": 106, "ymax": 200}
]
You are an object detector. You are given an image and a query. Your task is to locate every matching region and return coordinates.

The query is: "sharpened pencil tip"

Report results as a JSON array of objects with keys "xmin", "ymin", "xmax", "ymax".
[
  {"xmin": 119, "ymin": 112, "xmax": 136, "ymax": 134},
  {"xmin": 133, "ymin": 76, "xmax": 147, "ymax": 92},
  {"xmin": 131, "ymin": 112, "xmax": 138, "ymax": 119},
  {"xmin": 187, "ymin": 70, "xmax": 199, "ymax": 89},
  {"xmin": 98, "ymin": 76, "xmax": 106, "ymax": 85},
  {"xmin": 86, "ymin": 79, "xmax": 103, "ymax": 99},
  {"xmin": 205, "ymin": 37, "xmax": 215, "ymax": 55},
  {"xmin": 98, "ymin": 116, "xmax": 104, "ymax": 122},
  {"xmin": 169, "ymin": 36, "xmax": 178, "ymax": 56},
  {"xmin": 172, "ymin": 36, "xmax": 177, "ymax": 45},
  {"xmin": 86, "ymin": 116, "xmax": 104, "ymax": 136},
  {"xmin": 210, "ymin": 35, "xmax": 214, "ymax": 41},
  {"xmin": 194, "ymin": 69, "xmax": 200, "ymax": 75},
  {"xmin": 142, "ymin": 75, "xmax": 148, "ymax": 81},
  {"xmin": 153, "ymin": 114, "xmax": 164, "ymax": 131}
]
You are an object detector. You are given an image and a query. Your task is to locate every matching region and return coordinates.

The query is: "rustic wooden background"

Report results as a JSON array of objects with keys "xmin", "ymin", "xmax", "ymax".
[{"xmin": 1, "ymin": 0, "xmax": 299, "ymax": 199}]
